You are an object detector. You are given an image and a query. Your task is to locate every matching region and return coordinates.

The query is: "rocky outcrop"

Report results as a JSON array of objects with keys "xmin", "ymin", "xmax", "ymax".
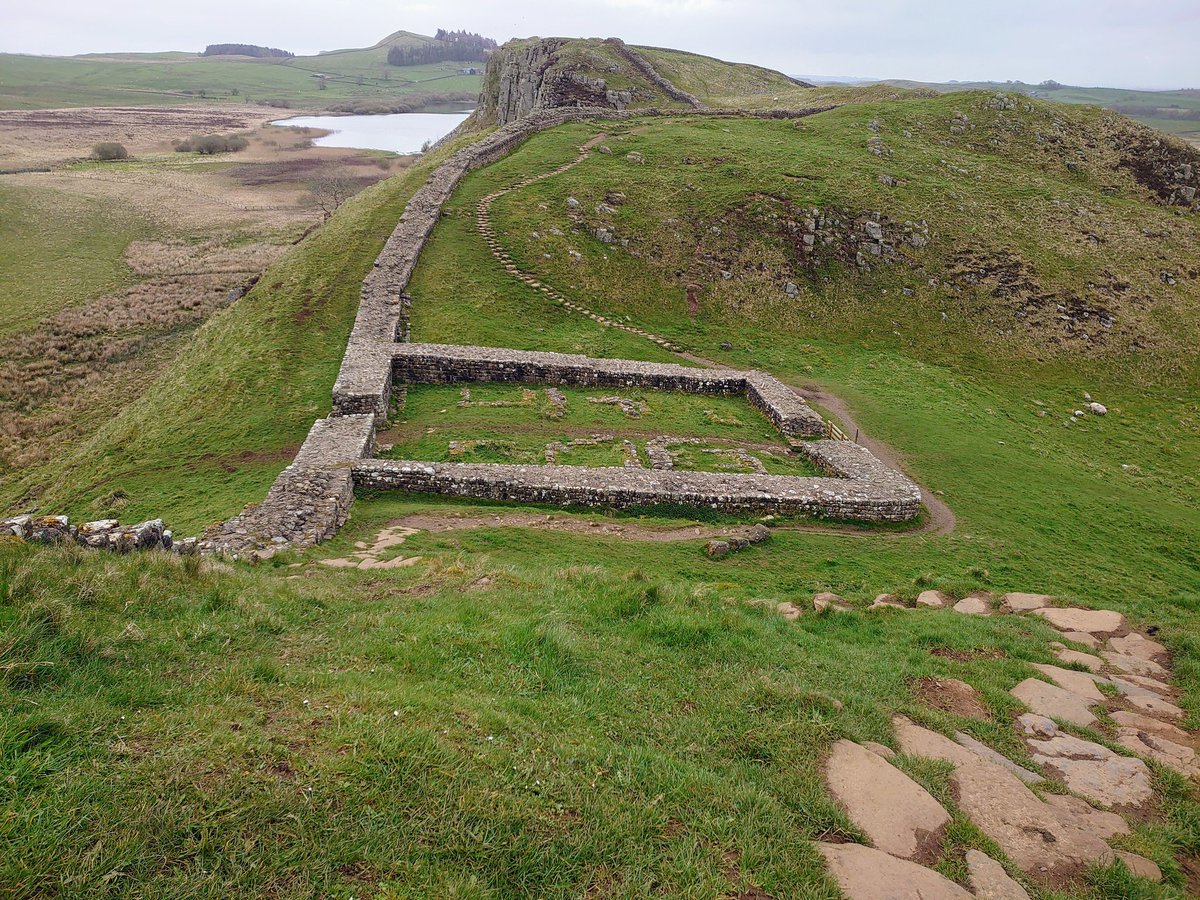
[
  {"xmin": 602, "ymin": 38, "xmax": 706, "ymax": 109},
  {"xmin": 479, "ymin": 39, "xmax": 635, "ymax": 126},
  {"xmin": 3, "ymin": 514, "xmax": 191, "ymax": 554}
]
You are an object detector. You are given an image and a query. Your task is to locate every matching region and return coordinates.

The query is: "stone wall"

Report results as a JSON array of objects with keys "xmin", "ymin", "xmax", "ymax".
[
  {"xmin": 354, "ymin": 440, "xmax": 920, "ymax": 521},
  {"xmin": 391, "ymin": 343, "xmax": 826, "ymax": 438},
  {"xmin": 602, "ymin": 39, "xmax": 707, "ymax": 110}
]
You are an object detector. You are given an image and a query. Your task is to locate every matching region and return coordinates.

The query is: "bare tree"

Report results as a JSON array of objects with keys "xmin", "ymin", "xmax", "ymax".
[{"xmin": 308, "ymin": 168, "xmax": 357, "ymax": 222}]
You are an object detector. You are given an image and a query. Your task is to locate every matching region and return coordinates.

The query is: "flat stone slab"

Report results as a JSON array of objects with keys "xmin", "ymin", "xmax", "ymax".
[
  {"xmin": 894, "ymin": 717, "xmax": 1117, "ymax": 879},
  {"xmin": 1115, "ymin": 851, "xmax": 1163, "ymax": 882},
  {"xmin": 1055, "ymin": 648, "xmax": 1104, "ymax": 672},
  {"xmin": 1033, "ymin": 607, "xmax": 1127, "ymax": 635},
  {"xmin": 1102, "ymin": 651, "xmax": 1170, "ymax": 679},
  {"xmin": 1109, "ymin": 633, "xmax": 1168, "ymax": 662},
  {"xmin": 1010, "ymin": 677, "xmax": 1098, "ymax": 727},
  {"xmin": 1025, "ymin": 731, "xmax": 1153, "ymax": 808},
  {"xmin": 955, "ymin": 732, "xmax": 1044, "ymax": 784},
  {"xmin": 1002, "ymin": 592, "xmax": 1051, "ymax": 612},
  {"xmin": 1031, "ymin": 664, "xmax": 1108, "ymax": 702},
  {"xmin": 1116, "ymin": 726, "xmax": 1200, "ymax": 779},
  {"xmin": 825, "ymin": 739, "xmax": 950, "ymax": 861},
  {"xmin": 1110, "ymin": 710, "xmax": 1192, "ymax": 743},
  {"xmin": 1110, "ymin": 678, "xmax": 1184, "ymax": 720},
  {"xmin": 817, "ymin": 842, "xmax": 973, "ymax": 899},
  {"xmin": 965, "ymin": 849, "xmax": 1033, "ymax": 899},
  {"xmin": 1061, "ymin": 630, "xmax": 1101, "ymax": 649}
]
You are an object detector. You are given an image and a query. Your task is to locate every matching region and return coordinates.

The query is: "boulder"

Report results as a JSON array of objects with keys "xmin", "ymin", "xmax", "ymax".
[
  {"xmin": 1010, "ymin": 678, "xmax": 1097, "ymax": 727},
  {"xmin": 1034, "ymin": 607, "xmax": 1126, "ymax": 635},
  {"xmin": 29, "ymin": 515, "xmax": 73, "ymax": 543},
  {"xmin": 816, "ymin": 843, "xmax": 972, "ymax": 899},
  {"xmin": 965, "ymin": 849, "xmax": 1032, "ymax": 899},
  {"xmin": 824, "ymin": 739, "xmax": 950, "ymax": 861},
  {"xmin": 747, "ymin": 524, "xmax": 771, "ymax": 544},
  {"xmin": 2, "ymin": 514, "xmax": 32, "ymax": 538}
]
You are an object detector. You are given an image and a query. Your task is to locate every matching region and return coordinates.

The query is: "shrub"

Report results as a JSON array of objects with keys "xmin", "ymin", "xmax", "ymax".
[
  {"xmin": 174, "ymin": 133, "xmax": 250, "ymax": 155},
  {"xmin": 92, "ymin": 142, "xmax": 128, "ymax": 161}
]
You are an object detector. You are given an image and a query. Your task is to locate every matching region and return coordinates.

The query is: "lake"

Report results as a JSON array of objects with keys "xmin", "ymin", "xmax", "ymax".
[{"xmin": 271, "ymin": 110, "xmax": 473, "ymax": 154}]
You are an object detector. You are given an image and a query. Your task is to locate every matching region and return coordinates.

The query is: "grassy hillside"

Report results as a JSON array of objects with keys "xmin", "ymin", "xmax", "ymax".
[
  {"xmin": 5, "ymin": 92, "xmax": 1200, "ymax": 896},
  {"xmin": 634, "ymin": 46, "xmax": 805, "ymax": 104},
  {"xmin": 0, "ymin": 133, "xmax": 481, "ymax": 534},
  {"xmin": 0, "ymin": 31, "xmax": 482, "ymax": 110},
  {"xmin": 880, "ymin": 80, "xmax": 1200, "ymax": 142}
]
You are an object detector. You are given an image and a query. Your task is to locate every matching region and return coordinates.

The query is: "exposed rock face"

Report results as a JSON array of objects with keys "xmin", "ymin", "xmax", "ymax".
[{"xmin": 479, "ymin": 39, "xmax": 637, "ymax": 126}]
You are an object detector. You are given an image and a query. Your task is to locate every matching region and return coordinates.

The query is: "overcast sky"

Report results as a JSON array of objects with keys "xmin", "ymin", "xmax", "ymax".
[{"xmin": 4, "ymin": 0, "xmax": 1198, "ymax": 89}]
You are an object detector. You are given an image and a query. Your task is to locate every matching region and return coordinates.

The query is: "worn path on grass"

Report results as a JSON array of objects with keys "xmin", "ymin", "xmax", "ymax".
[{"xmin": 474, "ymin": 132, "xmax": 957, "ymax": 536}]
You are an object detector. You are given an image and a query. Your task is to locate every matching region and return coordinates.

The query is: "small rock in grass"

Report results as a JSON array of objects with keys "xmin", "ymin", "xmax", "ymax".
[
  {"xmin": 871, "ymin": 593, "xmax": 906, "ymax": 609},
  {"xmin": 1087, "ymin": 402, "xmax": 1108, "ymax": 416},
  {"xmin": 776, "ymin": 601, "xmax": 802, "ymax": 622},
  {"xmin": 705, "ymin": 540, "xmax": 730, "ymax": 559},
  {"xmin": 863, "ymin": 741, "xmax": 895, "ymax": 759},
  {"xmin": 813, "ymin": 591, "xmax": 851, "ymax": 612},
  {"xmin": 953, "ymin": 592, "xmax": 992, "ymax": 615},
  {"xmin": 1115, "ymin": 851, "xmax": 1162, "ymax": 882},
  {"xmin": 916, "ymin": 589, "xmax": 950, "ymax": 608},
  {"xmin": 965, "ymin": 848, "xmax": 1033, "ymax": 899},
  {"xmin": 1010, "ymin": 677, "xmax": 1097, "ymax": 727}
]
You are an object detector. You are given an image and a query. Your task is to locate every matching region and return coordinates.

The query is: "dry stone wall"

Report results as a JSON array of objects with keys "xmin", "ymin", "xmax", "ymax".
[
  {"xmin": 391, "ymin": 343, "xmax": 825, "ymax": 438},
  {"xmin": 355, "ymin": 441, "xmax": 920, "ymax": 521}
]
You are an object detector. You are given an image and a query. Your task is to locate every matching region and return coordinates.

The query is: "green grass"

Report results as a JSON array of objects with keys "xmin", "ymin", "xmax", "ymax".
[
  {"xmin": 4, "ymin": 535, "xmax": 1196, "ymax": 897},
  {"xmin": 377, "ymin": 383, "xmax": 819, "ymax": 474},
  {"xmin": 0, "ymin": 181, "xmax": 149, "ymax": 335},
  {"xmin": 0, "ymin": 133, "xmax": 487, "ymax": 534},
  {"xmin": 0, "ymin": 48, "xmax": 480, "ymax": 109},
  {"xmin": 4, "ymin": 92, "xmax": 1200, "ymax": 896}
]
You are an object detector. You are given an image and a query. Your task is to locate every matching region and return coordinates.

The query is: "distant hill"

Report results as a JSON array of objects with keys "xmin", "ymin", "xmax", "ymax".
[
  {"xmin": 872, "ymin": 78, "xmax": 1200, "ymax": 144},
  {"xmin": 202, "ymin": 44, "xmax": 294, "ymax": 59},
  {"xmin": 0, "ymin": 30, "xmax": 490, "ymax": 110}
]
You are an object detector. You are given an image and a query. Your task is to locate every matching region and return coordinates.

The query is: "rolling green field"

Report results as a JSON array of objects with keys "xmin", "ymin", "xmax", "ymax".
[
  {"xmin": 0, "ymin": 181, "xmax": 148, "ymax": 335},
  {"xmin": 0, "ymin": 31, "xmax": 481, "ymax": 109},
  {"xmin": 3, "ymin": 90, "xmax": 1200, "ymax": 896}
]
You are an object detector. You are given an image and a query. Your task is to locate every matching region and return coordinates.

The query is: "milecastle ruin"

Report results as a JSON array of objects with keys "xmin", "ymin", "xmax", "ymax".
[{"xmin": 199, "ymin": 85, "xmax": 922, "ymax": 556}]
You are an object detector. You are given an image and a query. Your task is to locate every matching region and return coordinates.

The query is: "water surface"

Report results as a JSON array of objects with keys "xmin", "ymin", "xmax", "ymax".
[{"xmin": 272, "ymin": 110, "xmax": 472, "ymax": 154}]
